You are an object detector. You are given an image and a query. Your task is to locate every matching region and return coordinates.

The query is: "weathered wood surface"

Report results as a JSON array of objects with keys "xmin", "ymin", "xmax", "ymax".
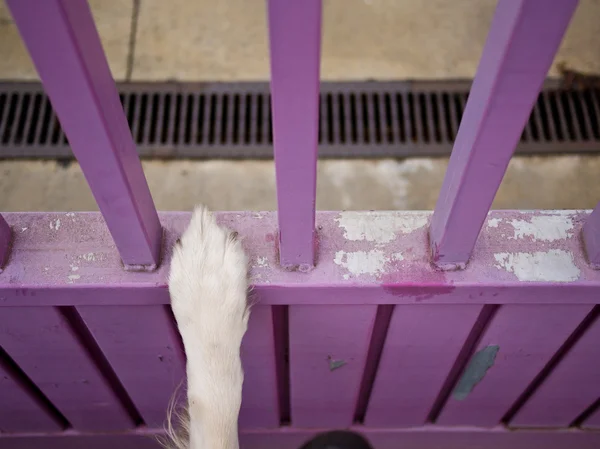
[{"xmin": 0, "ymin": 211, "xmax": 598, "ymax": 306}]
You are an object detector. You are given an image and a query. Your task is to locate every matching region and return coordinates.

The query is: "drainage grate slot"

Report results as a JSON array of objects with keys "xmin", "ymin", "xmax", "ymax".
[{"xmin": 0, "ymin": 80, "xmax": 599, "ymax": 159}]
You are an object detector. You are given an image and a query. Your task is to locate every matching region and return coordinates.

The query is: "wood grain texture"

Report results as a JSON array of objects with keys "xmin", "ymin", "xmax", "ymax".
[
  {"xmin": 438, "ymin": 305, "xmax": 593, "ymax": 426},
  {"xmin": 267, "ymin": 0, "xmax": 321, "ymax": 269},
  {"xmin": 365, "ymin": 305, "xmax": 483, "ymax": 427},
  {"xmin": 5, "ymin": 0, "xmax": 161, "ymax": 268},
  {"xmin": 77, "ymin": 305, "xmax": 185, "ymax": 428},
  {"xmin": 510, "ymin": 313, "xmax": 600, "ymax": 427},
  {"xmin": 429, "ymin": 0, "xmax": 579, "ymax": 268},
  {"xmin": 1, "ymin": 211, "xmax": 599, "ymax": 307},
  {"xmin": 0, "ymin": 307, "xmax": 132, "ymax": 430},
  {"xmin": 0, "ymin": 363, "xmax": 61, "ymax": 432},
  {"xmin": 289, "ymin": 305, "xmax": 376, "ymax": 427}
]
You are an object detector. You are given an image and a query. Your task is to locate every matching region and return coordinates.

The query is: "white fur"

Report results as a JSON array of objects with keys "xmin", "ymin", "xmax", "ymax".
[{"xmin": 167, "ymin": 206, "xmax": 250, "ymax": 449}]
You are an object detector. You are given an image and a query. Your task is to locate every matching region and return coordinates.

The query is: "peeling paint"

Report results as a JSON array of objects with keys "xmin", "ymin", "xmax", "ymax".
[
  {"xmin": 67, "ymin": 274, "xmax": 81, "ymax": 283},
  {"xmin": 335, "ymin": 211, "xmax": 428, "ymax": 244},
  {"xmin": 70, "ymin": 264, "xmax": 79, "ymax": 272},
  {"xmin": 66, "ymin": 212, "xmax": 75, "ymax": 217},
  {"xmin": 539, "ymin": 210, "xmax": 580, "ymax": 215},
  {"xmin": 81, "ymin": 252, "xmax": 97, "ymax": 262},
  {"xmin": 334, "ymin": 250, "xmax": 387, "ymax": 276},
  {"xmin": 494, "ymin": 249, "xmax": 580, "ymax": 282},
  {"xmin": 49, "ymin": 219, "xmax": 61, "ymax": 231},
  {"xmin": 487, "ymin": 218, "xmax": 501, "ymax": 228},
  {"xmin": 392, "ymin": 252, "xmax": 404, "ymax": 262},
  {"xmin": 255, "ymin": 256, "xmax": 268, "ymax": 268},
  {"xmin": 328, "ymin": 357, "xmax": 346, "ymax": 371},
  {"xmin": 252, "ymin": 212, "xmax": 265, "ymax": 219},
  {"xmin": 20, "ymin": 227, "xmax": 28, "ymax": 232},
  {"xmin": 453, "ymin": 345, "xmax": 499, "ymax": 400},
  {"xmin": 509, "ymin": 216, "xmax": 574, "ymax": 242}
]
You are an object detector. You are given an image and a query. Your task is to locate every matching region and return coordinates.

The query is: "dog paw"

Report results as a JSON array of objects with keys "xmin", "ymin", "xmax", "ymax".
[{"xmin": 169, "ymin": 205, "xmax": 249, "ymax": 350}]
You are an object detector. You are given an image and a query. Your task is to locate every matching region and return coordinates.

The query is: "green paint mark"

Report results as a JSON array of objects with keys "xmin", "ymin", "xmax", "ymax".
[
  {"xmin": 453, "ymin": 345, "xmax": 499, "ymax": 401},
  {"xmin": 328, "ymin": 358, "xmax": 347, "ymax": 371}
]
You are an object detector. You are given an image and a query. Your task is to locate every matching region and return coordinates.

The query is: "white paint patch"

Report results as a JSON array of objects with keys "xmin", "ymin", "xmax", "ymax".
[
  {"xmin": 21, "ymin": 227, "xmax": 28, "ymax": 232},
  {"xmin": 66, "ymin": 212, "xmax": 75, "ymax": 217},
  {"xmin": 70, "ymin": 264, "xmax": 79, "ymax": 272},
  {"xmin": 44, "ymin": 267, "xmax": 49, "ymax": 271},
  {"xmin": 81, "ymin": 252, "xmax": 97, "ymax": 262},
  {"xmin": 336, "ymin": 211, "xmax": 428, "ymax": 244},
  {"xmin": 343, "ymin": 274, "xmax": 350, "ymax": 280},
  {"xmin": 392, "ymin": 252, "xmax": 404, "ymax": 262},
  {"xmin": 494, "ymin": 249, "xmax": 580, "ymax": 282},
  {"xmin": 487, "ymin": 218, "xmax": 501, "ymax": 228},
  {"xmin": 334, "ymin": 250, "xmax": 387, "ymax": 276},
  {"xmin": 252, "ymin": 212, "xmax": 265, "ymax": 219},
  {"xmin": 510, "ymin": 216, "xmax": 574, "ymax": 242},
  {"xmin": 67, "ymin": 274, "xmax": 81, "ymax": 283},
  {"xmin": 255, "ymin": 256, "xmax": 268, "ymax": 268},
  {"xmin": 49, "ymin": 219, "xmax": 61, "ymax": 231}
]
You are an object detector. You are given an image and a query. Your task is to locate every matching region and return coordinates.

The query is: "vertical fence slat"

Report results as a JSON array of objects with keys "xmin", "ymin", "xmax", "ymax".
[
  {"xmin": 0, "ymin": 215, "xmax": 10, "ymax": 270},
  {"xmin": 77, "ymin": 306, "xmax": 185, "ymax": 428},
  {"xmin": 239, "ymin": 306, "xmax": 280, "ymax": 428},
  {"xmin": 0, "ymin": 363, "xmax": 62, "ymax": 432},
  {"xmin": 429, "ymin": 0, "xmax": 578, "ymax": 269},
  {"xmin": 437, "ymin": 305, "xmax": 593, "ymax": 427},
  {"xmin": 267, "ymin": 0, "xmax": 321, "ymax": 269},
  {"xmin": 510, "ymin": 311, "xmax": 600, "ymax": 428},
  {"xmin": 6, "ymin": 0, "xmax": 162, "ymax": 269},
  {"xmin": 0, "ymin": 307, "xmax": 133, "ymax": 430},
  {"xmin": 289, "ymin": 305, "xmax": 376, "ymax": 427},
  {"xmin": 365, "ymin": 305, "xmax": 482, "ymax": 427},
  {"xmin": 583, "ymin": 204, "xmax": 600, "ymax": 268}
]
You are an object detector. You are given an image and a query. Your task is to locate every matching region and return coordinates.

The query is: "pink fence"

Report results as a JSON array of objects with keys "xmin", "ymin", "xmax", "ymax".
[{"xmin": 1, "ymin": 0, "xmax": 599, "ymax": 448}]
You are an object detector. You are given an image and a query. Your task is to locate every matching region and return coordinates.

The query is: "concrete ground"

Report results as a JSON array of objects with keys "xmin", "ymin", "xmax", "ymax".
[{"xmin": 1, "ymin": 0, "xmax": 600, "ymax": 211}]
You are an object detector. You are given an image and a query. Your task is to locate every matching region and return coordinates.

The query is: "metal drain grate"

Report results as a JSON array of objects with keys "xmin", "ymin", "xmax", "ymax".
[{"xmin": 0, "ymin": 80, "xmax": 599, "ymax": 159}]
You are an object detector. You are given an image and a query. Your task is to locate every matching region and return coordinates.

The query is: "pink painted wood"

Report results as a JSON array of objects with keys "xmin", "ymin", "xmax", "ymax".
[
  {"xmin": 5, "ymin": 0, "xmax": 161, "ymax": 269},
  {"xmin": 365, "ymin": 305, "xmax": 483, "ymax": 427},
  {"xmin": 0, "ymin": 364, "xmax": 61, "ymax": 432},
  {"xmin": 0, "ymin": 307, "xmax": 133, "ymax": 430},
  {"xmin": 583, "ymin": 203, "xmax": 600, "ymax": 268},
  {"xmin": 289, "ymin": 305, "xmax": 376, "ymax": 427},
  {"xmin": 1, "ymin": 211, "xmax": 600, "ymax": 307},
  {"xmin": 437, "ymin": 305, "xmax": 593, "ymax": 427},
  {"xmin": 2, "ymin": 427, "xmax": 600, "ymax": 449},
  {"xmin": 239, "ymin": 306, "xmax": 280, "ymax": 429},
  {"xmin": 583, "ymin": 406, "xmax": 600, "ymax": 429},
  {"xmin": 267, "ymin": 0, "xmax": 321, "ymax": 269},
  {"xmin": 429, "ymin": 0, "xmax": 579, "ymax": 268},
  {"xmin": 510, "ymin": 312, "xmax": 600, "ymax": 427},
  {"xmin": 76, "ymin": 306, "xmax": 185, "ymax": 428},
  {"xmin": 0, "ymin": 214, "xmax": 10, "ymax": 270}
]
